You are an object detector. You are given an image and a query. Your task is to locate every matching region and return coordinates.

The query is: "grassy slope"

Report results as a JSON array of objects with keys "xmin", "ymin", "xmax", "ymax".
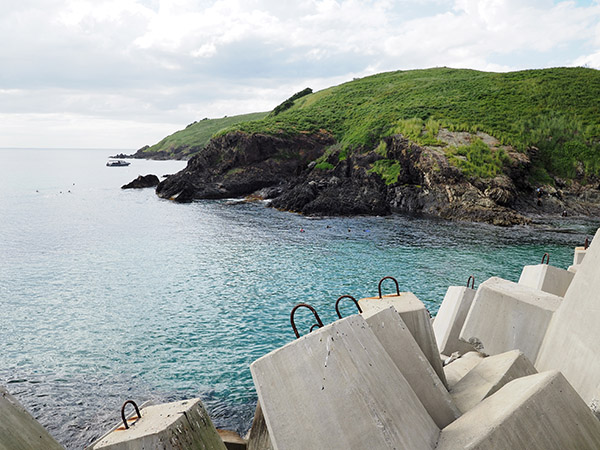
[
  {"xmin": 222, "ymin": 67, "xmax": 600, "ymax": 181},
  {"xmin": 143, "ymin": 111, "xmax": 269, "ymax": 157}
]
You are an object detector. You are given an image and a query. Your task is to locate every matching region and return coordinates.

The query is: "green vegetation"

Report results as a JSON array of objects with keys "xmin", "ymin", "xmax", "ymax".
[
  {"xmin": 369, "ymin": 159, "xmax": 402, "ymax": 185},
  {"xmin": 446, "ymin": 138, "xmax": 510, "ymax": 178},
  {"xmin": 142, "ymin": 112, "xmax": 268, "ymax": 158},
  {"xmin": 219, "ymin": 67, "xmax": 600, "ymax": 180},
  {"xmin": 269, "ymin": 88, "xmax": 313, "ymax": 117}
]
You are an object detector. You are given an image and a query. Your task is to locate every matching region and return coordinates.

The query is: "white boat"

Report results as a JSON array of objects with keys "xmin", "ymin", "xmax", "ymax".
[{"xmin": 106, "ymin": 160, "xmax": 130, "ymax": 167}]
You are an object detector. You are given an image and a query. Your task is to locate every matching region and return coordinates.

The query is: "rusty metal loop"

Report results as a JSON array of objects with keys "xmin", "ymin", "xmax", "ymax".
[
  {"xmin": 290, "ymin": 303, "xmax": 324, "ymax": 339},
  {"xmin": 541, "ymin": 253, "xmax": 550, "ymax": 265},
  {"xmin": 335, "ymin": 295, "xmax": 363, "ymax": 319},
  {"xmin": 309, "ymin": 324, "xmax": 321, "ymax": 332},
  {"xmin": 585, "ymin": 237, "xmax": 589, "ymax": 250},
  {"xmin": 378, "ymin": 276, "xmax": 400, "ymax": 298},
  {"xmin": 467, "ymin": 275, "xmax": 475, "ymax": 290},
  {"xmin": 121, "ymin": 400, "xmax": 141, "ymax": 430}
]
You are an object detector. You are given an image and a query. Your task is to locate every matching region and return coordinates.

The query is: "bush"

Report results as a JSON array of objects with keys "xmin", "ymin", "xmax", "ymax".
[{"xmin": 446, "ymin": 138, "xmax": 508, "ymax": 178}]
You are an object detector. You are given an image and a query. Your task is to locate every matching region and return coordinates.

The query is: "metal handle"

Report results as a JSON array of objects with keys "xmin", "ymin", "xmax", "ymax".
[
  {"xmin": 585, "ymin": 237, "xmax": 589, "ymax": 250},
  {"xmin": 467, "ymin": 275, "xmax": 475, "ymax": 289},
  {"xmin": 309, "ymin": 324, "xmax": 321, "ymax": 332},
  {"xmin": 378, "ymin": 276, "xmax": 400, "ymax": 298},
  {"xmin": 335, "ymin": 295, "xmax": 362, "ymax": 318},
  {"xmin": 290, "ymin": 303, "xmax": 324, "ymax": 338},
  {"xmin": 121, "ymin": 400, "xmax": 141, "ymax": 430},
  {"xmin": 541, "ymin": 253, "xmax": 550, "ymax": 265}
]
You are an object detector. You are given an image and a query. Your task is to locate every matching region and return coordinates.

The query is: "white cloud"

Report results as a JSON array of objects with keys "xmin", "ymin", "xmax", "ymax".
[{"xmin": 1, "ymin": 0, "xmax": 599, "ymax": 148}]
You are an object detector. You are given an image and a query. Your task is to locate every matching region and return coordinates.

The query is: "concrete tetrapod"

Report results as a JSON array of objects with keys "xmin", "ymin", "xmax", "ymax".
[
  {"xmin": 449, "ymin": 349, "xmax": 537, "ymax": 413},
  {"xmin": 433, "ymin": 286, "xmax": 477, "ymax": 356},
  {"xmin": 251, "ymin": 315, "xmax": 440, "ymax": 450},
  {"xmin": 459, "ymin": 277, "xmax": 562, "ymax": 363},
  {"xmin": 535, "ymin": 227, "xmax": 600, "ymax": 405},
  {"xmin": 0, "ymin": 386, "xmax": 64, "ymax": 450},
  {"xmin": 436, "ymin": 370, "xmax": 600, "ymax": 449},
  {"xmin": 443, "ymin": 352, "xmax": 486, "ymax": 389},
  {"xmin": 359, "ymin": 292, "xmax": 447, "ymax": 388},
  {"xmin": 518, "ymin": 263, "xmax": 574, "ymax": 297},
  {"xmin": 362, "ymin": 307, "xmax": 461, "ymax": 428},
  {"xmin": 88, "ymin": 399, "xmax": 226, "ymax": 450}
]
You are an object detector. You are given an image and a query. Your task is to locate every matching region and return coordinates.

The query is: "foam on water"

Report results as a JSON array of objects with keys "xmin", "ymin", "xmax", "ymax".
[{"xmin": 0, "ymin": 148, "xmax": 596, "ymax": 448}]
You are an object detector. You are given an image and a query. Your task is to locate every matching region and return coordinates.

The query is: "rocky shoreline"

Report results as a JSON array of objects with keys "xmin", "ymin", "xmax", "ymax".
[{"xmin": 149, "ymin": 131, "xmax": 600, "ymax": 227}]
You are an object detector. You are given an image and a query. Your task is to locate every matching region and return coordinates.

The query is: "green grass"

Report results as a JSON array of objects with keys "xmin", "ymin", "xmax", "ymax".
[
  {"xmin": 368, "ymin": 159, "xmax": 402, "ymax": 185},
  {"xmin": 446, "ymin": 138, "xmax": 510, "ymax": 178},
  {"xmin": 219, "ymin": 67, "xmax": 600, "ymax": 180},
  {"xmin": 142, "ymin": 111, "xmax": 268, "ymax": 157}
]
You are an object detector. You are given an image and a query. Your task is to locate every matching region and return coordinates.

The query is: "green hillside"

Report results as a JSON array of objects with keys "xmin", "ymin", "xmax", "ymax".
[
  {"xmin": 219, "ymin": 67, "xmax": 600, "ymax": 181},
  {"xmin": 139, "ymin": 111, "xmax": 269, "ymax": 158}
]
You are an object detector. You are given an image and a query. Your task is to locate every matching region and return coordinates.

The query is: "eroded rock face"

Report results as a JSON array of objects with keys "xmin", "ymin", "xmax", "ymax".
[
  {"xmin": 156, "ymin": 132, "xmax": 334, "ymax": 202},
  {"xmin": 121, "ymin": 174, "xmax": 160, "ymax": 189}
]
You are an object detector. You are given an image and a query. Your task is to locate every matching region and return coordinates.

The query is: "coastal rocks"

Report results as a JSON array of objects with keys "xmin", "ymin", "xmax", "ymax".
[
  {"xmin": 156, "ymin": 131, "xmax": 334, "ymax": 202},
  {"xmin": 121, "ymin": 174, "xmax": 160, "ymax": 189}
]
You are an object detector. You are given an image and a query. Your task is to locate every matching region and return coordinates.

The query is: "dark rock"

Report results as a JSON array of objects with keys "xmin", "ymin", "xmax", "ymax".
[{"xmin": 121, "ymin": 174, "xmax": 160, "ymax": 189}]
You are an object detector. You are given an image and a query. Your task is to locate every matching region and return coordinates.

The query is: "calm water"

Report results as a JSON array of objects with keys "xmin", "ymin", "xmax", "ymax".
[{"xmin": 0, "ymin": 148, "xmax": 597, "ymax": 448}]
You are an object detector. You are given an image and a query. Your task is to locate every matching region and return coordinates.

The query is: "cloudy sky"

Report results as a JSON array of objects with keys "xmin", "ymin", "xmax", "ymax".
[{"xmin": 2, "ymin": 0, "xmax": 600, "ymax": 149}]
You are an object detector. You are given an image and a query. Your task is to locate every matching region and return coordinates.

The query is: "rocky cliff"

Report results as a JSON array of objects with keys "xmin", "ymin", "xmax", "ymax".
[{"xmin": 155, "ymin": 131, "xmax": 600, "ymax": 226}]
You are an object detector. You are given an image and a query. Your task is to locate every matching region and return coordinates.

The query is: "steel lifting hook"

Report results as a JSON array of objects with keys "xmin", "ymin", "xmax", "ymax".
[
  {"xmin": 335, "ymin": 295, "xmax": 362, "ymax": 319},
  {"xmin": 467, "ymin": 275, "xmax": 475, "ymax": 289},
  {"xmin": 541, "ymin": 253, "xmax": 550, "ymax": 265},
  {"xmin": 378, "ymin": 276, "xmax": 400, "ymax": 298},
  {"xmin": 290, "ymin": 303, "xmax": 324, "ymax": 338},
  {"xmin": 121, "ymin": 400, "xmax": 141, "ymax": 430}
]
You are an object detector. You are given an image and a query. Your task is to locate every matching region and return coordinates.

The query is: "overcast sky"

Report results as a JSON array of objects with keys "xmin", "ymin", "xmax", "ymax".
[{"xmin": 2, "ymin": 0, "xmax": 600, "ymax": 149}]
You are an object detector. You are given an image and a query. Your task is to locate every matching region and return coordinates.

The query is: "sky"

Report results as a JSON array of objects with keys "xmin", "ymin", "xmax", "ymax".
[{"xmin": 2, "ymin": 0, "xmax": 600, "ymax": 149}]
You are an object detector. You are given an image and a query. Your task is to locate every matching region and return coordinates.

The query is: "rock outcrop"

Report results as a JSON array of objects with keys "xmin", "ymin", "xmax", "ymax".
[
  {"xmin": 122, "ymin": 174, "xmax": 160, "ymax": 189},
  {"xmin": 154, "ymin": 131, "xmax": 600, "ymax": 226}
]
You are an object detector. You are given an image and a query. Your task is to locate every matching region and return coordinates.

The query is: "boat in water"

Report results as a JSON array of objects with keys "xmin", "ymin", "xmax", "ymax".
[{"xmin": 106, "ymin": 160, "xmax": 130, "ymax": 167}]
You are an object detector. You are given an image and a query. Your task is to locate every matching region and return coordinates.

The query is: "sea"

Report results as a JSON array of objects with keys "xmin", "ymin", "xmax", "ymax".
[{"xmin": 0, "ymin": 148, "xmax": 597, "ymax": 449}]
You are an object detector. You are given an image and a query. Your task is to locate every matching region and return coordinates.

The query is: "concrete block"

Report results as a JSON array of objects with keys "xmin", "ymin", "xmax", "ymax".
[
  {"xmin": 217, "ymin": 429, "xmax": 246, "ymax": 450},
  {"xmin": 246, "ymin": 402, "xmax": 273, "ymax": 450},
  {"xmin": 443, "ymin": 352, "xmax": 486, "ymax": 389},
  {"xmin": 449, "ymin": 350, "xmax": 537, "ymax": 413},
  {"xmin": 0, "ymin": 386, "xmax": 64, "ymax": 450},
  {"xmin": 88, "ymin": 399, "xmax": 226, "ymax": 450},
  {"xmin": 567, "ymin": 264, "xmax": 579, "ymax": 273},
  {"xmin": 251, "ymin": 315, "xmax": 440, "ymax": 450},
  {"xmin": 459, "ymin": 277, "xmax": 562, "ymax": 363},
  {"xmin": 359, "ymin": 292, "xmax": 447, "ymax": 387},
  {"xmin": 574, "ymin": 246, "xmax": 587, "ymax": 265},
  {"xmin": 436, "ymin": 370, "xmax": 600, "ymax": 450},
  {"xmin": 433, "ymin": 286, "xmax": 477, "ymax": 356},
  {"xmin": 536, "ymin": 228, "xmax": 600, "ymax": 404},
  {"xmin": 362, "ymin": 307, "xmax": 461, "ymax": 428},
  {"xmin": 518, "ymin": 264, "xmax": 574, "ymax": 297}
]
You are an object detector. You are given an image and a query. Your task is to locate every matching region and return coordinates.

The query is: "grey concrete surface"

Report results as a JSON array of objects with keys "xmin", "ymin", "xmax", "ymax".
[
  {"xmin": 460, "ymin": 277, "xmax": 562, "ymax": 363},
  {"xmin": 449, "ymin": 350, "xmax": 537, "ymax": 413},
  {"xmin": 433, "ymin": 286, "xmax": 477, "ymax": 356},
  {"xmin": 0, "ymin": 386, "xmax": 64, "ymax": 450},
  {"xmin": 444, "ymin": 352, "xmax": 486, "ymax": 389},
  {"xmin": 362, "ymin": 307, "xmax": 460, "ymax": 428},
  {"xmin": 359, "ymin": 292, "xmax": 447, "ymax": 387},
  {"xmin": 436, "ymin": 370, "xmax": 600, "ymax": 449},
  {"xmin": 518, "ymin": 264, "xmax": 574, "ymax": 297},
  {"xmin": 251, "ymin": 315, "xmax": 440, "ymax": 450}
]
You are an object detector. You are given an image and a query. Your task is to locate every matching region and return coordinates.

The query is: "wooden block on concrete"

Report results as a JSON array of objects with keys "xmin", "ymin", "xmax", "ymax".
[
  {"xmin": 433, "ymin": 286, "xmax": 477, "ymax": 356},
  {"xmin": 359, "ymin": 292, "xmax": 447, "ymax": 387},
  {"xmin": 362, "ymin": 307, "xmax": 461, "ymax": 428},
  {"xmin": 0, "ymin": 386, "xmax": 64, "ymax": 450},
  {"xmin": 449, "ymin": 350, "xmax": 537, "ymax": 413},
  {"xmin": 518, "ymin": 264, "xmax": 574, "ymax": 297},
  {"xmin": 536, "ymin": 228, "xmax": 600, "ymax": 404},
  {"xmin": 89, "ymin": 399, "xmax": 226, "ymax": 450},
  {"xmin": 251, "ymin": 315, "xmax": 440, "ymax": 450},
  {"xmin": 444, "ymin": 352, "xmax": 486, "ymax": 389},
  {"xmin": 437, "ymin": 370, "xmax": 600, "ymax": 449},
  {"xmin": 459, "ymin": 277, "xmax": 562, "ymax": 363}
]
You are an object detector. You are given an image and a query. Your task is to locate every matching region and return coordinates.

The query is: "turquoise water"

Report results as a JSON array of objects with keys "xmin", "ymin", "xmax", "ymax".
[{"xmin": 0, "ymin": 148, "xmax": 597, "ymax": 448}]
